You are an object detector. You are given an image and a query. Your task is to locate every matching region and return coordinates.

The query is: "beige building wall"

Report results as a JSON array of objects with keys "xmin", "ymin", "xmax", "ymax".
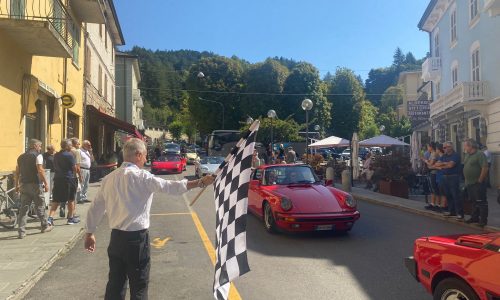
[{"xmin": 397, "ymin": 71, "xmax": 423, "ymax": 119}]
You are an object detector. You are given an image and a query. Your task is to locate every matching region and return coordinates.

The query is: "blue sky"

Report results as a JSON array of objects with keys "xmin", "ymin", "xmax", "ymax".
[{"xmin": 114, "ymin": 0, "xmax": 430, "ymax": 80}]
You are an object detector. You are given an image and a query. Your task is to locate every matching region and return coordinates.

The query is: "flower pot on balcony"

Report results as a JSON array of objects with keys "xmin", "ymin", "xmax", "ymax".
[{"xmin": 379, "ymin": 180, "xmax": 409, "ymax": 199}]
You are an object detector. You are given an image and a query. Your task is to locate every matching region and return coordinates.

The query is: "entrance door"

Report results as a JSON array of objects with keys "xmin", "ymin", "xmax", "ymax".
[{"xmin": 25, "ymin": 100, "xmax": 46, "ymax": 151}]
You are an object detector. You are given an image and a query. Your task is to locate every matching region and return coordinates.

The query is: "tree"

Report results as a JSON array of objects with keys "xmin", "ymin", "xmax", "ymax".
[
  {"xmin": 169, "ymin": 121, "xmax": 184, "ymax": 141},
  {"xmin": 378, "ymin": 109, "xmax": 412, "ymax": 138},
  {"xmin": 327, "ymin": 68, "xmax": 364, "ymax": 139},
  {"xmin": 392, "ymin": 47, "xmax": 405, "ymax": 68},
  {"xmin": 380, "ymin": 85, "xmax": 405, "ymax": 114},
  {"xmin": 358, "ymin": 100, "xmax": 380, "ymax": 140},
  {"xmin": 240, "ymin": 117, "xmax": 303, "ymax": 145},
  {"xmin": 405, "ymin": 52, "xmax": 417, "ymax": 65}
]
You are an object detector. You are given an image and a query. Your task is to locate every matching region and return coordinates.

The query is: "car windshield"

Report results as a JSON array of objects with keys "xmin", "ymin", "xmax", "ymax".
[
  {"xmin": 157, "ymin": 155, "xmax": 181, "ymax": 162},
  {"xmin": 263, "ymin": 166, "xmax": 319, "ymax": 185},
  {"xmin": 165, "ymin": 144, "xmax": 180, "ymax": 150},
  {"xmin": 200, "ymin": 156, "xmax": 224, "ymax": 165}
]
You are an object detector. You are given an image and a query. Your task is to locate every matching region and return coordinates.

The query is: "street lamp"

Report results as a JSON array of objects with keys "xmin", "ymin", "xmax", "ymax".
[
  {"xmin": 198, "ymin": 97, "xmax": 225, "ymax": 129},
  {"xmin": 197, "ymin": 71, "xmax": 205, "ymax": 79},
  {"xmin": 379, "ymin": 125, "xmax": 385, "ymax": 134},
  {"xmin": 267, "ymin": 109, "xmax": 277, "ymax": 161},
  {"xmin": 246, "ymin": 116, "xmax": 254, "ymax": 125},
  {"xmin": 301, "ymin": 99, "xmax": 313, "ymax": 163}
]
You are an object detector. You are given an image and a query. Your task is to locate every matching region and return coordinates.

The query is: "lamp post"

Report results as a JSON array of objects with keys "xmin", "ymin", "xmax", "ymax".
[
  {"xmin": 301, "ymin": 99, "xmax": 313, "ymax": 164},
  {"xmin": 267, "ymin": 109, "xmax": 276, "ymax": 162},
  {"xmin": 198, "ymin": 97, "xmax": 225, "ymax": 129},
  {"xmin": 246, "ymin": 116, "xmax": 254, "ymax": 125}
]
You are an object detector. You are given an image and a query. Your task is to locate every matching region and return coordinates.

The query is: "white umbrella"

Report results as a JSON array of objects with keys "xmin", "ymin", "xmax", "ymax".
[
  {"xmin": 352, "ymin": 133, "xmax": 360, "ymax": 179},
  {"xmin": 359, "ymin": 135, "xmax": 409, "ymax": 147},
  {"xmin": 410, "ymin": 132, "xmax": 421, "ymax": 172},
  {"xmin": 309, "ymin": 136, "xmax": 350, "ymax": 148}
]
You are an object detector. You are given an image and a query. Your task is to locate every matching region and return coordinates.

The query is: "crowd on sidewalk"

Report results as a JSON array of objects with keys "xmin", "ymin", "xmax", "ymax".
[{"xmin": 14, "ymin": 137, "xmax": 94, "ymax": 239}]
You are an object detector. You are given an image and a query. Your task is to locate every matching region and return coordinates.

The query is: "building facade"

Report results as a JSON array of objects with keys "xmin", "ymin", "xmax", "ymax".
[
  {"xmin": 419, "ymin": 0, "xmax": 500, "ymax": 185},
  {"xmin": 115, "ymin": 52, "xmax": 144, "ymax": 131},
  {"xmin": 0, "ymin": 0, "xmax": 105, "ymax": 173},
  {"xmin": 397, "ymin": 71, "xmax": 425, "ymax": 119}
]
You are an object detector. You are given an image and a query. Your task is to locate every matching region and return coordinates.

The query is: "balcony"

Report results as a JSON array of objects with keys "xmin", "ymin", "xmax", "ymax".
[
  {"xmin": 69, "ymin": 0, "xmax": 105, "ymax": 23},
  {"xmin": 484, "ymin": 0, "xmax": 500, "ymax": 17},
  {"xmin": 133, "ymin": 89, "xmax": 144, "ymax": 108},
  {"xmin": 0, "ymin": 0, "xmax": 76, "ymax": 57},
  {"xmin": 430, "ymin": 81, "xmax": 490, "ymax": 117},
  {"xmin": 421, "ymin": 57, "xmax": 441, "ymax": 82}
]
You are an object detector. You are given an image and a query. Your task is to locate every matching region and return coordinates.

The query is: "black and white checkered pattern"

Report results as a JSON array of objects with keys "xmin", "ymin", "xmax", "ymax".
[{"xmin": 212, "ymin": 121, "xmax": 259, "ymax": 300}]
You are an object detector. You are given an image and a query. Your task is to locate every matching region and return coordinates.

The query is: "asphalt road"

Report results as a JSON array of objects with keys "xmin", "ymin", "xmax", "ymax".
[{"xmin": 26, "ymin": 165, "xmax": 480, "ymax": 300}]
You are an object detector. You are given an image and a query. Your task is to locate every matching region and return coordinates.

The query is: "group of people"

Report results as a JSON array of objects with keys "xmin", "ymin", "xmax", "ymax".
[
  {"xmin": 422, "ymin": 139, "xmax": 490, "ymax": 227},
  {"xmin": 14, "ymin": 137, "xmax": 94, "ymax": 238},
  {"xmin": 254, "ymin": 144, "xmax": 297, "ymax": 167}
]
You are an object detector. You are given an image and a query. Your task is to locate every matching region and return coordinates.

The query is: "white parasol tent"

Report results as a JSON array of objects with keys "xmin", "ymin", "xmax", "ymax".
[
  {"xmin": 309, "ymin": 136, "xmax": 350, "ymax": 148},
  {"xmin": 359, "ymin": 134, "xmax": 409, "ymax": 147}
]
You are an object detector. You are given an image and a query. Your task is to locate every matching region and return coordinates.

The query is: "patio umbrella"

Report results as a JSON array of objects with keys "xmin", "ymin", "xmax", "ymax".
[
  {"xmin": 352, "ymin": 133, "xmax": 360, "ymax": 179},
  {"xmin": 309, "ymin": 136, "xmax": 350, "ymax": 148},
  {"xmin": 410, "ymin": 131, "xmax": 421, "ymax": 173},
  {"xmin": 359, "ymin": 134, "xmax": 409, "ymax": 147}
]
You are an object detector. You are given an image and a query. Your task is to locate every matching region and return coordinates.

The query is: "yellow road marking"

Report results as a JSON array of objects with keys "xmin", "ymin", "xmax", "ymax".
[
  {"xmin": 151, "ymin": 212, "xmax": 192, "ymax": 216},
  {"xmin": 190, "ymin": 212, "xmax": 242, "ymax": 300},
  {"xmin": 151, "ymin": 237, "xmax": 171, "ymax": 249}
]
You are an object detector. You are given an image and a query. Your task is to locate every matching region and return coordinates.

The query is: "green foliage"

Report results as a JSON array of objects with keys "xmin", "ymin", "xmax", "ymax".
[
  {"xmin": 380, "ymin": 85, "xmax": 405, "ymax": 114},
  {"xmin": 142, "ymin": 101, "xmax": 171, "ymax": 128},
  {"xmin": 327, "ymin": 68, "xmax": 364, "ymax": 139},
  {"xmin": 378, "ymin": 109, "xmax": 412, "ymax": 138},
  {"xmin": 358, "ymin": 100, "xmax": 380, "ymax": 140},
  {"xmin": 241, "ymin": 117, "xmax": 303, "ymax": 145},
  {"xmin": 168, "ymin": 121, "xmax": 184, "ymax": 141}
]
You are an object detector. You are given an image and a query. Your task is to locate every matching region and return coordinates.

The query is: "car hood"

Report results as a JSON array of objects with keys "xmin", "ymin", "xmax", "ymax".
[
  {"xmin": 273, "ymin": 184, "xmax": 343, "ymax": 213},
  {"xmin": 200, "ymin": 163, "xmax": 219, "ymax": 173},
  {"xmin": 424, "ymin": 232, "xmax": 500, "ymax": 248}
]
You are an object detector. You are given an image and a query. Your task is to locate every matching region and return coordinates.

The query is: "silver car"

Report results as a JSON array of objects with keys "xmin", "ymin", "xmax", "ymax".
[{"xmin": 194, "ymin": 156, "xmax": 224, "ymax": 178}]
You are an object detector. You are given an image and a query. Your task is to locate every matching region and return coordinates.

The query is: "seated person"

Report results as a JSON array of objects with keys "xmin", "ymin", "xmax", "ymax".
[
  {"xmin": 264, "ymin": 171, "xmax": 278, "ymax": 185},
  {"xmin": 285, "ymin": 170, "xmax": 303, "ymax": 184}
]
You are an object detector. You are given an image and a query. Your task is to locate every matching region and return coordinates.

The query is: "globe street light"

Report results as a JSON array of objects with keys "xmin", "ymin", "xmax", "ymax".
[
  {"xmin": 379, "ymin": 125, "xmax": 385, "ymax": 133},
  {"xmin": 267, "ymin": 109, "xmax": 277, "ymax": 161},
  {"xmin": 197, "ymin": 71, "xmax": 205, "ymax": 79},
  {"xmin": 301, "ymin": 99, "xmax": 313, "ymax": 163},
  {"xmin": 246, "ymin": 116, "xmax": 254, "ymax": 125}
]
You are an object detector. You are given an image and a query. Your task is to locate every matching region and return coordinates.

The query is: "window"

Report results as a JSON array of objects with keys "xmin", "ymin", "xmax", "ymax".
[
  {"xmin": 471, "ymin": 48, "xmax": 480, "ymax": 81},
  {"xmin": 434, "ymin": 32, "xmax": 440, "ymax": 57},
  {"xmin": 111, "ymin": 86, "xmax": 114, "ymax": 108},
  {"xmin": 98, "ymin": 65, "xmax": 102, "ymax": 95},
  {"xmin": 451, "ymin": 9, "xmax": 457, "ymax": 44},
  {"xmin": 71, "ymin": 24, "xmax": 81, "ymax": 66},
  {"xmin": 104, "ymin": 75, "xmax": 108, "ymax": 100},
  {"xmin": 84, "ymin": 46, "xmax": 91, "ymax": 80},
  {"xmin": 435, "ymin": 81, "xmax": 441, "ymax": 99},
  {"xmin": 470, "ymin": 0, "xmax": 478, "ymax": 21},
  {"xmin": 452, "ymin": 65, "xmax": 458, "ymax": 88}
]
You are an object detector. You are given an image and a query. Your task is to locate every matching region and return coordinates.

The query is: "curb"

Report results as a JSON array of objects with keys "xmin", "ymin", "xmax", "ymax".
[
  {"xmin": 6, "ymin": 228, "xmax": 86, "ymax": 300},
  {"xmin": 353, "ymin": 193, "xmax": 500, "ymax": 233}
]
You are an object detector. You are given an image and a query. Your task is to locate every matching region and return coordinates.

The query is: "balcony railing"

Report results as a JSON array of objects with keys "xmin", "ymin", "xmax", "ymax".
[
  {"xmin": 422, "ymin": 57, "xmax": 441, "ymax": 82},
  {"xmin": 430, "ymin": 81, "xmax": 489, "ymax": 117},
  {"xmin": 484, "ymin": 0, "xmax": 500, "ymax": 17},
  {"xmin": 0, "ymin": 0, "xmax": 76, "ymax": 56}
]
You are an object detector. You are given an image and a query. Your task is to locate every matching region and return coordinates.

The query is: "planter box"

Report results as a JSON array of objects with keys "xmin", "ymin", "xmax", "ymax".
[{"xmin": 379, "ymin": 180, "xmax": 409, "ymax": 199}]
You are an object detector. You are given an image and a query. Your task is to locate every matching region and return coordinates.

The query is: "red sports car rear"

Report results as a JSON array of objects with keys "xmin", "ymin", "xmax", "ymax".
[{"xmin": 151, "ymin": 154, "xmax": 186, "ymax": 174}]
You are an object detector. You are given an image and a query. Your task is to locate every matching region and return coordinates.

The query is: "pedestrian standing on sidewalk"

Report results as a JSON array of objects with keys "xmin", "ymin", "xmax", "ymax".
[
  {"xmin": 84, "ymin": 138, "xmax": 215, "ymax": 300},
  {"xmin": 435, "ymin": 144, "xmax": 448, "ymax": 211},
  {"xmin": 47, "ymin": 139, "xmax": 82, "ymax": 225},
  {"xmin": 423, "ymin": 142, "xmax": 439, "ymax": 211},
  {"xmin": 78, "ymin": 140, "xmax": 94, "ymax": 203},
  {"xmin": 14, "ymin": 139, "xmax": 53, "ymax": 239},
  {"xmin": 435, "ymin": 141, "xmax": 464, "ymax": 220},
  {"xmin": 286, "ymin": 146, "xmax": 297, "ymax": 164},
  {"xmin": 43, "ymin": 144, "xmax": 56, "ymax": 201},
  {"xmin": 70, "ymin": 138, "xmax": 83, "ymax": 205},
  {"xmin": 463, "ymin": 139, "xmax": 489, "ymax": 226}
]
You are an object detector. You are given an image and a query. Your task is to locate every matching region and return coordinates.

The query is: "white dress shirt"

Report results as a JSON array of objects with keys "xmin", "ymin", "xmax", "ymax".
[
  {"xmin": 85, "ymin": 162, "xmax": 188, "ymax": 233},
  {"xmin": 80, "ymin": 149, "xmax": 92, "ymax": 169}
]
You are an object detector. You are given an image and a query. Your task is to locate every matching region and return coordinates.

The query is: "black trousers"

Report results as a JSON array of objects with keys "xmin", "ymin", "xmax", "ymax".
[
  {"xmin": 466, "ymin": 182, "xmax": 488, "ymax": 224},
  {"xmin": 105, "ymin": 229, "xmax": 151, "ymax": 300}
]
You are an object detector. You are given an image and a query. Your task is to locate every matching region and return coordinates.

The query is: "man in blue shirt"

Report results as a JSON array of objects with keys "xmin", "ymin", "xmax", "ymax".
[{"xmin": 435, "ymin": 141, "xmax": 463, "ymax": 219}]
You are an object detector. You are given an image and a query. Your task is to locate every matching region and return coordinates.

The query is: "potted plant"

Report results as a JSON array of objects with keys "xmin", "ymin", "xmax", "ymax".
[{"xmin": 371, "ymin": 152, "xmax": 411, "ymax": 199}]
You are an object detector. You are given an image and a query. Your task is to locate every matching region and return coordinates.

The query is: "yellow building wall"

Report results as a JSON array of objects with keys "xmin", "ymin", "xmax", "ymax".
[
  {"xmin": 0, "ymin": 18, "xmax": 84, "ymax": 173},
  {"xmin": 0, "ymin": 30, "xmax": 32, "ymax": 173}
]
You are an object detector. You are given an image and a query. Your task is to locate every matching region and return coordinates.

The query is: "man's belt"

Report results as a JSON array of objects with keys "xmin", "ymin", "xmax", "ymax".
[{"xmin": 80, "ymin": 166, "xmax": 90, "ymax": 170}]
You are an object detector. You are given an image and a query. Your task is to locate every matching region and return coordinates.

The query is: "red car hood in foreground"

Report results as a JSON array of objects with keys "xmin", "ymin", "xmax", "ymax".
[{"xmin": 271, "ymin": 184, "xmax": 344, "ymax": 213}]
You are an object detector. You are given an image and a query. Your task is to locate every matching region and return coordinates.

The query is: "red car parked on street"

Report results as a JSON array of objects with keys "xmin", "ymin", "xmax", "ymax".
[
  {"xmin": 405, "ymin": 232, "xmax": 500, "ymax": 300},
  {"xmin": 248, "ymin": 164, "xmax": 360, "ymax": 234},
  {"xmin": 150, "ymin": 154, "xmax": 186, "ymax": 175}
]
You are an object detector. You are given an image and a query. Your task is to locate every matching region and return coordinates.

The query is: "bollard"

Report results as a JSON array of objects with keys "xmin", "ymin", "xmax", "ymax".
[
  {"xmin": 342, "ymin": 169, "xmax": 352, "ymax": 192},
  {"xmin": 325, "ymin": 166, "xmax": 334, "ymax": 186}
]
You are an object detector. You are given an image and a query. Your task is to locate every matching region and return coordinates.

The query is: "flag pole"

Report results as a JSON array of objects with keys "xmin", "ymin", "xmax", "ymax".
[{"xmin": 189, "ymin": 120, "xmax": 260, "ymax": 207}]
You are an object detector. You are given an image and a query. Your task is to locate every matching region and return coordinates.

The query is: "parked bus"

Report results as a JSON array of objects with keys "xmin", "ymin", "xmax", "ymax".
[{"xmin": 207, "ymin": 130, "xmax": 241, "ymax": 157}]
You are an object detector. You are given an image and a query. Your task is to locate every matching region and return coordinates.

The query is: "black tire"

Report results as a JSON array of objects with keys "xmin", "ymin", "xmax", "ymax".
[
  {"xmin": 433, "ymin": 277, "xmax": 479, "ymax": 300},
  {"xmin": 263, "ymin": 202, "xmax": 277, "ymax": 234},
  {"xmin": 0, "ymin": 207, "xmax": 17, "ymax": 229}
]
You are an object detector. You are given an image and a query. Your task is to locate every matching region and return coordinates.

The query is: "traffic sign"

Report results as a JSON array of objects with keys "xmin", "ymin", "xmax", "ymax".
[{"xmin": 60, "ymin": 93, "xmax": 76, "ymax": 109}]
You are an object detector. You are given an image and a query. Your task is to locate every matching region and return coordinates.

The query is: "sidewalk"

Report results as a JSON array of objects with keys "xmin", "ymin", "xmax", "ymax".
[
  {"xmin": 337, "ymin": 182, "xmax": 500, "ymax": 232},
  {"xmin": 0, "ymin": 182, "xmax": 101, "ymax": 300}
]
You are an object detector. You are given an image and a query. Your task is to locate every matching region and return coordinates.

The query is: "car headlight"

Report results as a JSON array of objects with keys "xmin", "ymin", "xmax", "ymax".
[
  {"xmin": 280, "ymin": 197, "xmax": 293, "ymax": 211},
  {"xmin": 345, "ymin": 195, "xmax": 356, "ymax": 208}
]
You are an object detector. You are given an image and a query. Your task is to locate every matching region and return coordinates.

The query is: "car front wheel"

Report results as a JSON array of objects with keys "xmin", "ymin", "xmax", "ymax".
[
  {"xmin": 263, "ymin": 202, "xmax": 277, "ymax": 234},
  {"xmin": 433, "ymin": 278, "xmax": 479, "ymax": 300}
]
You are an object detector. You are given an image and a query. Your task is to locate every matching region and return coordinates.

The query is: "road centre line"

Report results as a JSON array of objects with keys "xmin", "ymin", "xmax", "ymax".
[{"xmin": 174, "ymin": 175, "xmax": 242, "ymax": 300}]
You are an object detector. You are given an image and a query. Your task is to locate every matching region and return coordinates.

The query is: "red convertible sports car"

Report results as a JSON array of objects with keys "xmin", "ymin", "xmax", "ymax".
[
  {"xmin": 405, "ymin": 232, "xmax": 500, "ymax": 300},
  {"xmin": 150, "ymin": 154, "xmax": 186, "ymax": 175},
  {"xmin": 248, "ymin": 164, "xmax": 360, "ymax": 233}
]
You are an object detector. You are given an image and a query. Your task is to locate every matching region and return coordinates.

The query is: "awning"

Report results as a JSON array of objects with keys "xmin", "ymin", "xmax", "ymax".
[
  {"xmin": 87, "ymin": 106, "xmax": 143, "ymax": 140},
  {"xmin": 309, "ymin": 136, "xmax": 350, "ymax": 148},
  {"xmin": 359, "ymin": 135, "xmax": 409, "ymax": 147}
]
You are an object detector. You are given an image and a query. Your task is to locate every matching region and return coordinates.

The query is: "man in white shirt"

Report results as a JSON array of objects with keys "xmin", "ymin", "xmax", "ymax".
[
  {"xmin": 78, "ymin": 140, "xmax": 93, "ymax": 203},
  {"xmin": 84, "ymin": 138, "xmax": 214, "ymax": 300}
]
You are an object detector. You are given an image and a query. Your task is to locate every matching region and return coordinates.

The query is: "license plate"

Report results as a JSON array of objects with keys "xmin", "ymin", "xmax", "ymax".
[{"xmin": 315, "ymin": 225, "xmax": 333, "ymax": 231}]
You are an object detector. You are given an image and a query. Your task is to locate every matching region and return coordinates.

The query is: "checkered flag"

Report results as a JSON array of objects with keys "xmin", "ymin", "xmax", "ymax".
[{"xmin": 212, "ymin": 120, "xmax": 259, "ymax": 300}]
